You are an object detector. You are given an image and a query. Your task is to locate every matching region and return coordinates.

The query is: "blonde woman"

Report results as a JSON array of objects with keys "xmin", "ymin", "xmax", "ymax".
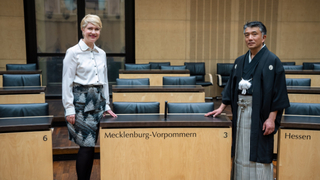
[{"xmin": 62, "ymin": 14, "xmax": 117, "ymax": 180}]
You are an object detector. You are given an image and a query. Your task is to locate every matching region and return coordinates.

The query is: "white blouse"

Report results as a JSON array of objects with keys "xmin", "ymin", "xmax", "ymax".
[{"xmin": 62, "ymin": 39, "xmax": 111, "ymax": 116}]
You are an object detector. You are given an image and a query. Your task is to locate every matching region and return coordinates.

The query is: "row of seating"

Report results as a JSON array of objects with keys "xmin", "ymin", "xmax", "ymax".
[
  {"xmin": 116, "ymin": 76, "xmax": 198, "ymax": 85},
  {"xmin": 1, "ymin": 101, "xmax": 318, "ymax": 117},
  {"xmin": 124, "ymin": 62, "xmax": 213, "ymax": 87}
]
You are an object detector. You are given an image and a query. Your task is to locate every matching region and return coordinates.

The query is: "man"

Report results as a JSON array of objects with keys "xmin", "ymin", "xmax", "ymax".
[{"xmin": 205, "ymin": 21, "xmax": 289, "ymax": 179}]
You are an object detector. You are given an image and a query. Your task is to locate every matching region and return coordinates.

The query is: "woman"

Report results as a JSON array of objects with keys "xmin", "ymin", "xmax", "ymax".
[{"xmin": 62, "ymin": 14, "xmax": 117, "ymax": 180}]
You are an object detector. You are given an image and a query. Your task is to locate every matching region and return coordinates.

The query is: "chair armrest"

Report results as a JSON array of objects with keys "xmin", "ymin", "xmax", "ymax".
[
  {"xmin": 206, "ymin": 73, "xmax": 213, "ymax": 84},
  {"xmin": 216, "ymin": 74, "xmax": 222, "ymax": 86}
]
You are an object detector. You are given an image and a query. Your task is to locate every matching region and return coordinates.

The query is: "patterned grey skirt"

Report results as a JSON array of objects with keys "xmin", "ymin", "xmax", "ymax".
[{"xmin": 66, "ymin": 83, "xmax": 106, "ymax": 147}]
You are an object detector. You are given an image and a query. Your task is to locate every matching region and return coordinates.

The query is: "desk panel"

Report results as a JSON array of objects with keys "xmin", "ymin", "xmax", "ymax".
[
  {"xmin": 277, "ymin": 129, "xmax": 320, "ymax": 180},
  {"xmin": 119, "ymin": 74, "xmax": 189, "ymax": 86},
  {"xmin": 100, "ymin": 115, "xmax": 231, "ymax": 180},
  {"xmin": 0, "ymin": 130, "xmax": 53, "ymax": 180},
  {"xmin": 113, "ymin": 92, "xmax": 205, "ymax": 113},
  {"xmin": 0, "ymin": 93, "xmax": 45, "ymax": 104},
  {"xmin": 288, "ymin": 94, "xmax": 320, "ymax": 103}
]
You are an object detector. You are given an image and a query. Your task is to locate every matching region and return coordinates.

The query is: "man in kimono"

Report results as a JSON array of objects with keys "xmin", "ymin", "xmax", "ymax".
[{"xmin": 205, "ymin": 21, "xmax": 289, "ymax": 179}]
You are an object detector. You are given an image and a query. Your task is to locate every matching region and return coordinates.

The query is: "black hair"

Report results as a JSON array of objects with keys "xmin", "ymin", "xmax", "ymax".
[{"xmin": 243, "ymin": 21, "xmax": 267, "ymax": 36}]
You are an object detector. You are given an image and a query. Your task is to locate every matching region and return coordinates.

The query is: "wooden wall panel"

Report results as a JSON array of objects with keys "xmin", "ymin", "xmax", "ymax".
[{"xmin": 0, "ymin": 0, "xmax": 26, "ymax": 71}]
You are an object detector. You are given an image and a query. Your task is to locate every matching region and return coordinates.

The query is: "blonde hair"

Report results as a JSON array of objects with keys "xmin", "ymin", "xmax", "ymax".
[{"xmin": 80, "ymin": 14, "xmax": 102, "ymax": 30}]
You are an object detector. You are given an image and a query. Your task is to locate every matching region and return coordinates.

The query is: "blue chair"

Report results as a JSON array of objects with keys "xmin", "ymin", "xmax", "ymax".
[
  {"xmin": 285, "ymin": 78, "xmax": 311, "ymax": 86},
  {"xmin": 283, "ymin": 65, "xmax": 303, "ymax": 70},
  {"xmin": 116, "ymin": 78, "xmax": 150, "ymax": 85},
  {"xmin": 303, "ymin": 62, "xmax": 320, "ymax": 70},
  {"xmin": 160, "ymin": 66, "xmax": 186, "ymax": 70},
  {"xmin": 149, "ymin": 62, "xmax": 170, "ymax": 69},
  {"xmin": 314, "ymin": 64, "xmax": 320, "ymax": 70},
  {"xmin": 124, "ymin": 64, "xmax": 150, "ymax": 70},
  {"xmin": 6, "ymin": 63, "xmax": 37, "ymax": 70},
  {"xmin": 0, "ymin": 103, "xmax": 49, "ymax": 118},
  {"xmin": 285, "ymin": 103, "xmax": 320, "ymax": 116},
  {"xmin": 281, "ymin": 62, "xmax": 295, "ymax": 66},
  {"xmin": 113, "ymin": 102, "xmax": 160, "ymax": 114},
  {"xmin": 3, "ymin": 74, "xmax": 41, "ymax": 86},
  {"xmin": 216, "ymin": 63, "xmax": 233, "ymax": 87},
  {"xmin": 184, "ymin": 62, "xmax": 213, "ymax": 86},
  {"xmin": 167, "ymin": 102, "xmax": 214, "ymax": 113},
  {"xmin": 163, "ymin": 76, "xmax": 196, "ymax": 85}
]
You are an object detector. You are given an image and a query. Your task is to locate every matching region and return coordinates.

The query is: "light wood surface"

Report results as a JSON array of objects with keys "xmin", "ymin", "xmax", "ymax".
[
  {"xmin": 288, "ymin": 94, "xmax": 320, "ymax": 103},
  {"xmin": 277, "ymin": 129, "xmax": 320, "ymax": 180},
  {"xmin": 0, "ymin": 93, "xmax": 45, "ymax": 104},
  {"xmin": 0, "ymin": 130, "xmax": 53, "ymax": 180},
  {"xmin": 113, "ymin": 92, "xmax": 205, "ymax": 113},
  {"xmin": 285, "ymin": 75, "xmax": 320, "ymax": 87},
  {"xmin": 100, "ymin": 127, "xmax": 231, "ymax": 180},
  {"xmin": 119, "ymin": 74, "xmax": 189, "ymax": 86}
]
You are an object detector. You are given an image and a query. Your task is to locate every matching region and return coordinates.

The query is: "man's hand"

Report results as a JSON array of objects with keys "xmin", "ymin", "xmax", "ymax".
[
  {"xmin": 103, "ymin": 110, "xmax": 118, "ymax": 118},
  {"xmin": 66, "ymin": 114, "xmax": 75, "ymax": 124},
  {"xmin": 204, "ymin": 103, "xmax": 226, "ymax": 117},
  {"xmin": 262, "ymin": 119, "xmax": 275, "ymax": 135}
]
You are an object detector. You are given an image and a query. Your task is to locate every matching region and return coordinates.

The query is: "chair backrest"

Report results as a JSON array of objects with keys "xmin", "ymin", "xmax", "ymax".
[
  {"xmin": 281, "ymin": 62, "xmax": 295, "ymax": 66},
  {"xmin": 167, "ymin": 102, "xmax": 214, "ymax": 113},
  {"xmin": 6, "ymin": 63, "xmax": 37, "ymax": 70},
  {"xmin": 0, "ymin": 103, "xmax": 49, "ymax": 118},
  {"xmin": 283, "ymin": 65, "xmax": 303, "ymax": 70},
  {"xmin": 285, "ymin": 102, "xmax": 320, "ymax": 115},
  {"xmin": 113, "ymin": 102, "xmax": 160, "ymax": 114},
  {"xmin": 303, "ymin": 62, "xmax": 320, "ymax": 70},
  {"xmin": 160, "ymin": 66, "xmax": 186, "ymax": 70},
  {"xmin": 314, "ymin": 64, "xmax": 320, "ymax": 70},
  {"xmin": 163, "ymin": 76, "xmax": 196, "ymax": 85},
  {"xmin": 285, "ymin": 78, "xmax": 311, "ymax": 86},
  {"xmin": 184, "ymin": 62, "xmax": 205, "ymax": 82},
  {"xmin": 124, "ymin": 64, "xmax": 150, "ymax": 70},
  {"xmin": 116, "ymin": 78, "xmax": 150, "ymax": 85},
  {"xmin": 217, "ymin": 63, "xmax": 233, "ymax": 87},
  {"xmin": 149, "ymin": 62, "xmax": 170, "ymax": 69},
  {"xmin": 3, "ymin": 74, "xmax": 41, "ymax": 86}
]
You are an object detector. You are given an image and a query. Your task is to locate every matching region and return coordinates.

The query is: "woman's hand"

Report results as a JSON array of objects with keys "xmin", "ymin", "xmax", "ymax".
[
  {"xmin": 66, "ymin": 114, "xmax": 76, "ymax": 124},
  {"xmin": 103, "ymin": 110, "xmax": 118, "ymax": 118}
]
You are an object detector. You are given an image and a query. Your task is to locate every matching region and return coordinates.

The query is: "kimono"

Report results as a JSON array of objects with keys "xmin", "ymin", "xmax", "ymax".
[{"xmin": 222, "ymin": 46, "xmax": 290, "ymax": 163}]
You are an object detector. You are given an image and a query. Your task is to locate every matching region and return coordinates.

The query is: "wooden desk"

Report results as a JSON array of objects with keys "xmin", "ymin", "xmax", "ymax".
[
  {"xmin": 0, "ymin": 116, "xmax": 53, "ymax": 180},
  {"xmin": 287, "ymin": 86, "xmax": 320, "ymax": 103},
  {"xmin": 285, "ymin": 70, "xmax": 320, "ymax": 87},
  {"xmin": 112, "ymin": 85, "xmax": 205, "ymax": 113},
  {"xmin": 0, "ymin": 70, "xmax": 42, "ymax": 87},
  {"xmin": 277, "ymin": 115, "xmax": 320, "ymax": 180},
  {"xmin": 119, "ymin": 69, "xmax": 190, "ymax": 86},
  {"xmin": 100, "ymin": 114, "xmax": 232, "ymax": 180},
  {"xmin": 0, "ymin": 86, "xmax": 46, "ymax": 104}
]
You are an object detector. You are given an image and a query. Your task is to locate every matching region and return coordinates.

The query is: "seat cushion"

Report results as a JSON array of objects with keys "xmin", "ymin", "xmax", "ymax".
[
  {"xmin": 3, "ymin": 74, "xmax": 41, "ymax": 86},
  {"xmin": 303, "ymin": 62, "xmax": 320, "ymax": 70},
  {"xmin": 0, "ymin": 103, "xmax": 49, "ymax": 118},
  {"xmin": 196, "ymin": 81, "xmax": 212, "ymax": 86},
  {"xmin": 116, "ymin": 78, "xmax": 150, "ymax": 85},
  {"xmin": 160, "ymin": 66, "xmax": 186, "ymax": 70},
  {"xmin": 113, "ymin": 102, "xmax": 160, "ymax": 114},
  {"xmin": 314, "ymin": 64, "xmax": 320, "ymax": 70},
  {"xmin": 163, "ymin": 76, "xmax": 196, "ymax": 85},
  {"xmin": 149, "ymin": 62, "xmax": 170, "ymax": 69},
  {"xmin": 283, "ymin": 65, "xmax": 303, "ymax": 70},
  {"xmin": 125, "ymin": 64, "xmax": 150, "ymax": 70},
  {"xmin": 6, "ymin": 63, "xmax": 37, "ymax": 70},
  {"xmin": 281, "ymin": 62, "xmax": 295, "ymax": 65},
  {"xmin": 285, "ymin": 103, "xmax": 320, "ymax": 115},
  {"xmin": 285, "ymin": 78, "xmax": 311, "ymax": 86},
  {"xmin": 168, "ymin": 102, "xmax": 214, "ymax": 113}
]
